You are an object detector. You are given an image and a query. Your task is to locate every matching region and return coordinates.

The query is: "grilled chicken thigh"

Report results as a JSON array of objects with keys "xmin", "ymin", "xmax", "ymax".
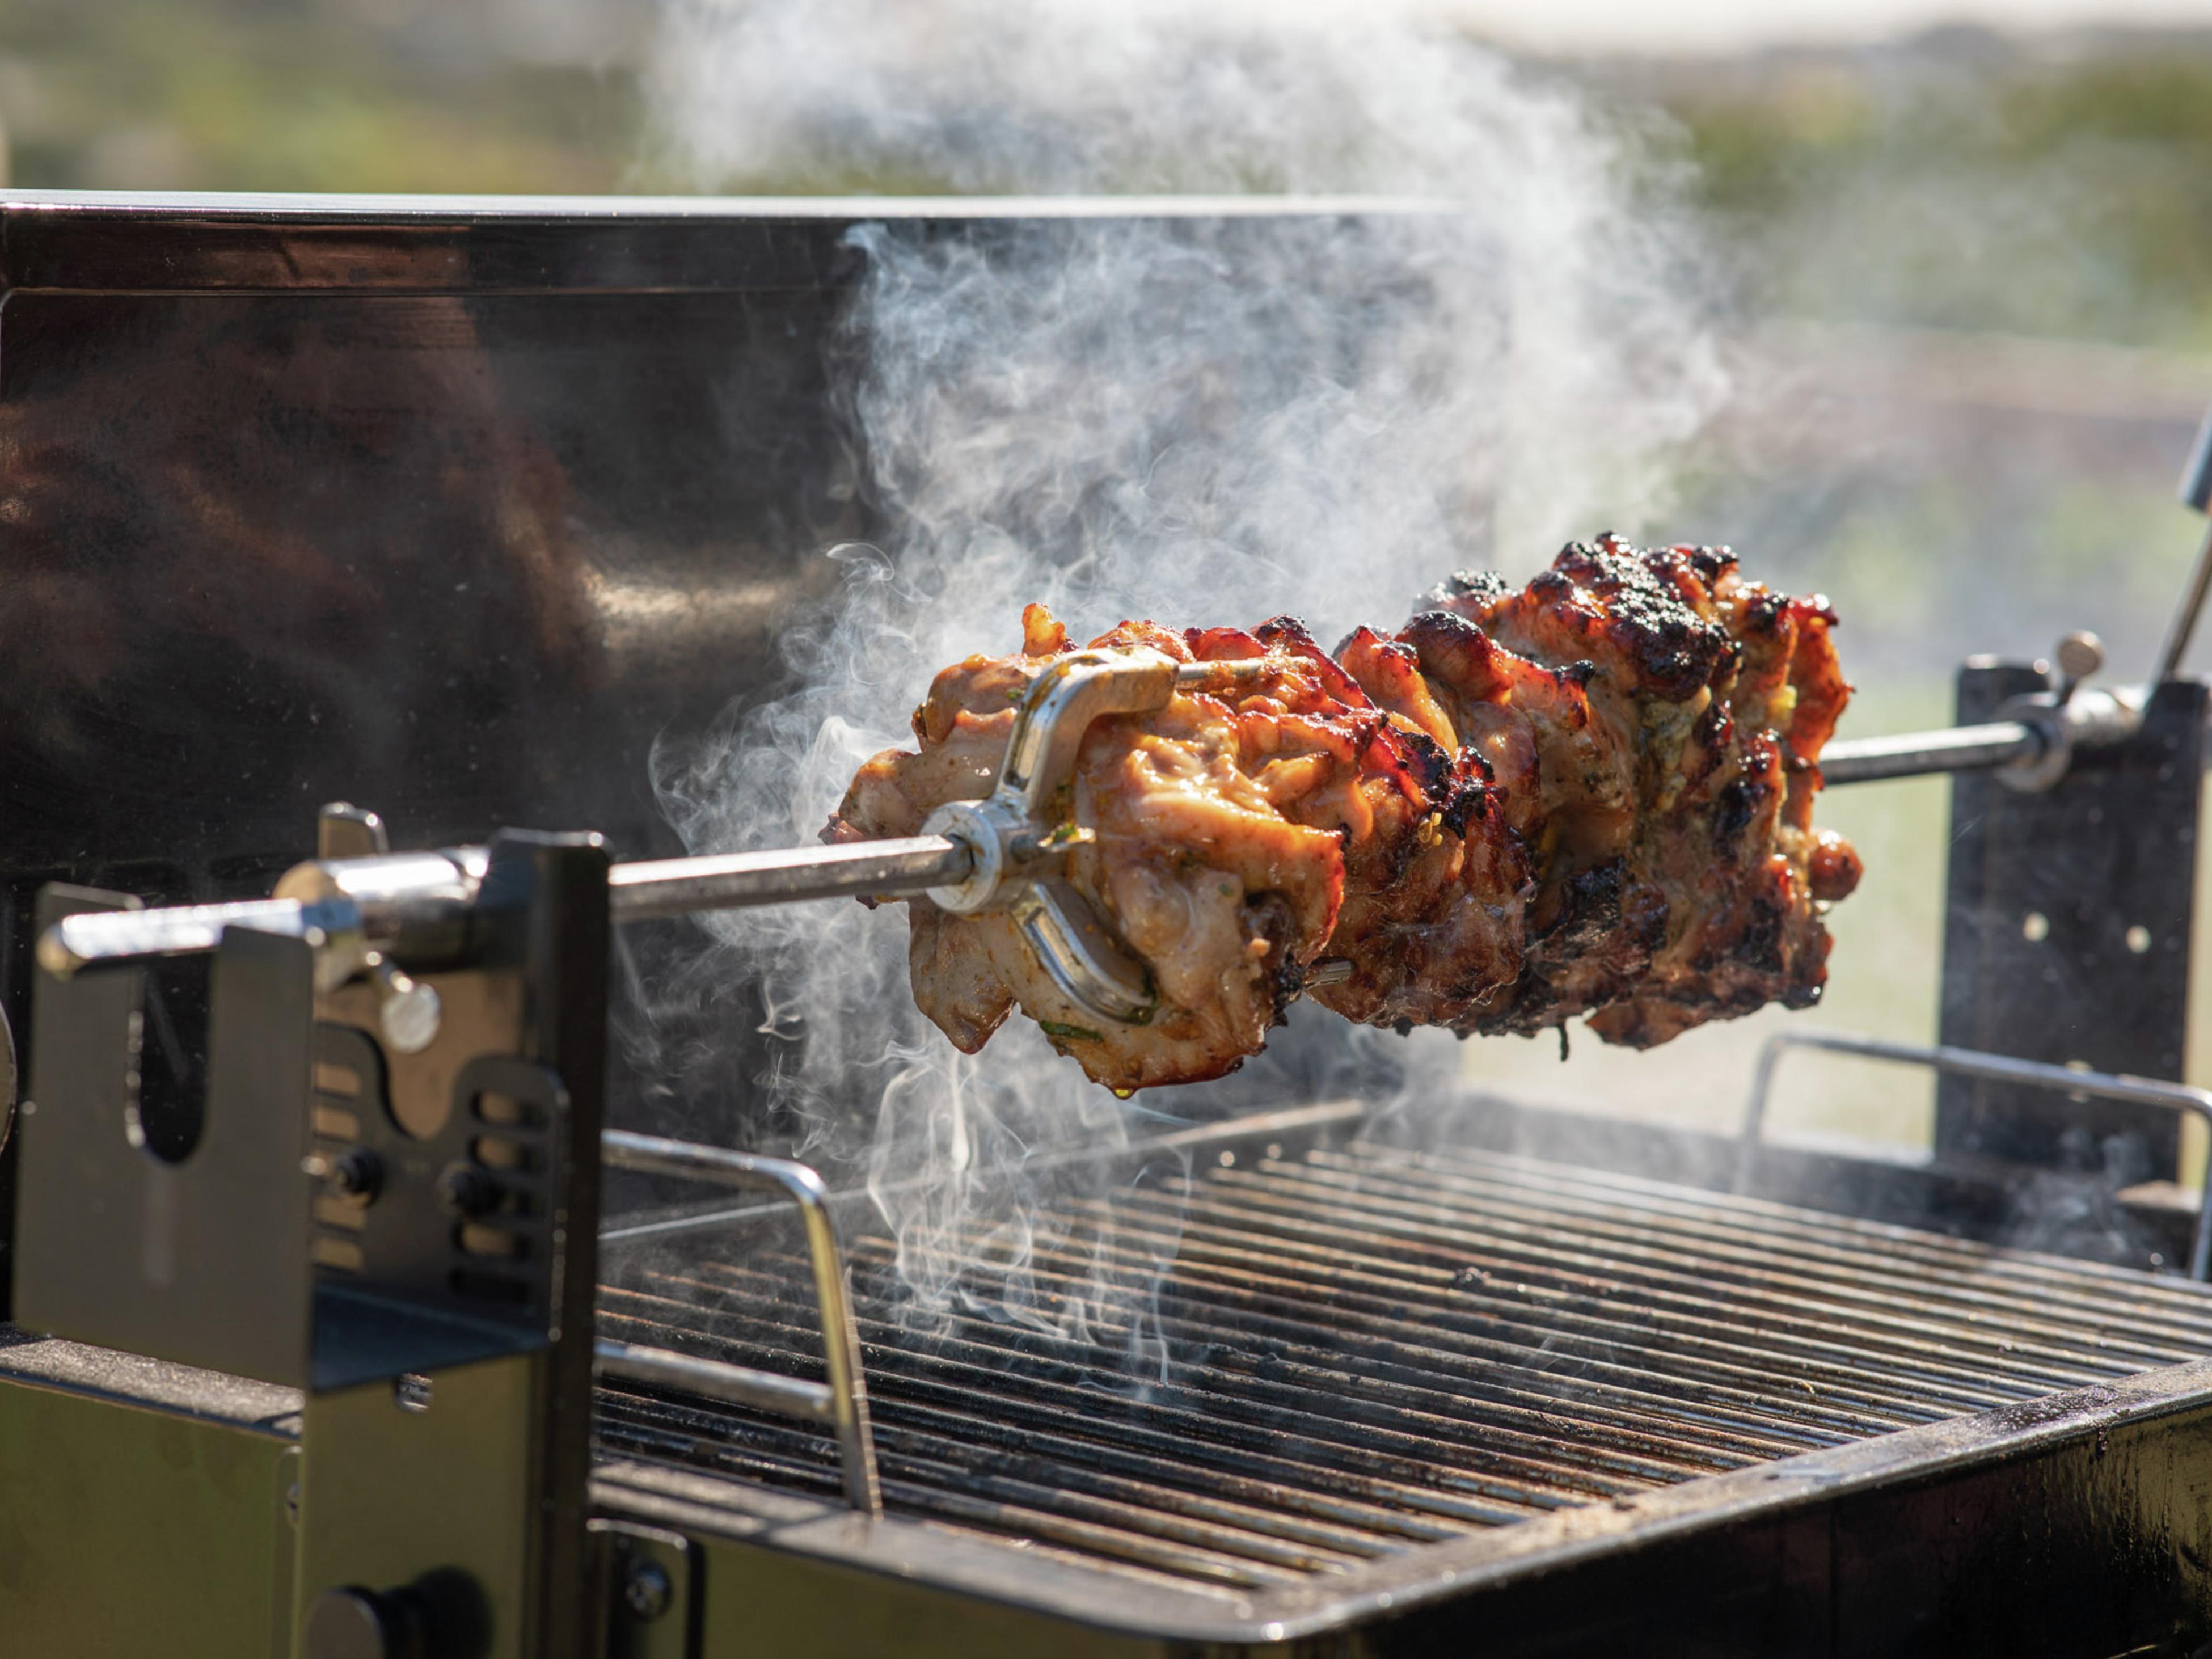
[{"xmin": 829, "ymin": 538, "xmax": 1858, "ymax": 1090}]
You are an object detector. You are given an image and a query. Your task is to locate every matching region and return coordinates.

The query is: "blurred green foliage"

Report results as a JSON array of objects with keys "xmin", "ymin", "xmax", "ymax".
[
  {"xmin": 1658, "ymin": 30, "xmax": 2212, "ymax": 347},
  {"xmin": 5, "ymin": 5, "xmax": 2211, "ymax": 354},
  {"xmin": 0, "ymin": 0, "xmax": 649, "ymax": 193}
]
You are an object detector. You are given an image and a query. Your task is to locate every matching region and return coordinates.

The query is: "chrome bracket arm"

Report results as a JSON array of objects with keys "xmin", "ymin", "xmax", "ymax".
[{"xmin": 1738, "ymin": 1028, "xmax": 2212, "ymax": 1280}]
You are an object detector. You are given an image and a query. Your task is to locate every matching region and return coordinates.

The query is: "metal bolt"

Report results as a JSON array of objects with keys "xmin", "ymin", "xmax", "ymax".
[
  {"xmin": 319, "ymin": 1147, "xmax": 382, "ymax": 1202},
  {"xmin": 2055, "ymin": 630, "xmax": 2104, "ymax": 683},
  {"xmin": 377, "ymin": 961, "xmax": 443, "ymax": 1056},
  {"xmin": 303, "ymin": 1586, "xmax": 407, "ymax": 1659},
  {"xmin": 436, "ymin": 1164, "xmax": 497, "ymax": 1220},
  {"xmin": 622, "ymin": 1557, "xmax": 673, "ymax": 1624}
]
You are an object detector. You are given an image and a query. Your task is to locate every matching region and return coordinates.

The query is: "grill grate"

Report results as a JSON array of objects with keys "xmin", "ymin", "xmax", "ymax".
[{"xmin": 593, "ymin": 1137, "xmax": 2212, "ymax": 1595}]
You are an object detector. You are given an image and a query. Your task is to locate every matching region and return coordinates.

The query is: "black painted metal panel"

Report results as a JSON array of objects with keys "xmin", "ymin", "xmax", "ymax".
[
  {"xmin": 16, "ymin": 892, "xmax": 316, "ymax": 1386},
  {"xmin": 1936, "ymin": 664, "xmax": 2208, "ymax": 1179}
]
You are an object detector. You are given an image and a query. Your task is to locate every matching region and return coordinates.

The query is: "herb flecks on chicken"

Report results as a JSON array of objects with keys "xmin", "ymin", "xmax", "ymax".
[{"xmin": 828, "ymin": 537, "xmax": 1859, "ymax": 1090}]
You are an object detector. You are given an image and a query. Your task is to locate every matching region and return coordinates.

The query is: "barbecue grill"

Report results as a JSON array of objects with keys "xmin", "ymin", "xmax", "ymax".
[{"xmin": 6, "ymin": 193, "xmax": 2212, "ymax": 1658}]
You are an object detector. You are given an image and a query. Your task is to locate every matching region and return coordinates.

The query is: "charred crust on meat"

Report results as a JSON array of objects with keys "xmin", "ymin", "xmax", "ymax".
[
  {"xmin": 1677, "ymin": 543, "xmax": 1738, "ymax": 584},
  {"xmin": 1244, "ymin": 892, "xmax": 1305, "ymax": 1024},
  {"xmin": 1396, "ymin": 725, "xmax": 1454, "ymax": 793},
  {"xmin": 1693, "ymin": 698, "xmax": 1734, "ymax": 748},
  {"xmin": 1536, "ymin": 859, "xmax": 1626, "ymax": 949},
  {"xmin": 1425, "ymin": 569, "xmax": 1510, "ymax": 614},
  {"xmin": 1626, "ymin": 883, "xmax": 1670, "ymax": 953},
  {"xmin": 1439, "ymin": 779, "xmax": 1489, "ymax": 838},
  {"xmin": 1538, "ymin": 535, "xmax": 1735, "ymax": 702},
  {"xmin": 1735, "ymin": 897, "xmax": 1787, "ymax": 974},
  {"xmin": 1740, "ymin": 588, "xmax": 1789, "ymax": 635},
  {"xmin": 1712, "ymin": 774, "xmax": 1769, "ymax": 852}
]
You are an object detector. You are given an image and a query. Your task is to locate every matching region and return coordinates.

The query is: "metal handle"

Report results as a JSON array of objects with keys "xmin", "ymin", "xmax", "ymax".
[
  {"xmin": 597, "ymin": 1130, "xmax": 881, "ymax": 1514},
  {"xmin": 2155, "ymin": 398, "xmax": 2212, "ymax": 683},
  {"xmin": 1739, "ymin": 1028, "xmax": 2212, "ymax": 1280}
]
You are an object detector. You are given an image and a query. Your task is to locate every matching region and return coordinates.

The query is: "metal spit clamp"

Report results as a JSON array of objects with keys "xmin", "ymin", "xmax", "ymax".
[
  {"xmin": 1990, "ymin": 632, "xmax": 2139, "ymax": 793},
  {"xmin": 919, "ymin": 648, "xmax": 1264, "ymax": 1027}
]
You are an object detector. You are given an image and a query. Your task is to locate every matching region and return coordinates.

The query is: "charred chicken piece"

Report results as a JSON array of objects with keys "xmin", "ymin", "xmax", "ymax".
[
  {"xmin": 1410, "ymin": 536, "xmax": 1856, "ymax": 1047},
  {"xmin": 831, "ymin": 604, "xmax": 1358, "ymax": 1092},
  {"xmin": 829, "ymin": 537, "xmax": 1859, "ymax": 1089}
]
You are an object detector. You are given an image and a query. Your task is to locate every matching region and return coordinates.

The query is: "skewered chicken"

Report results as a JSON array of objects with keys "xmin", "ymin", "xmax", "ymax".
[{"xmin": 829, "ymin": 536, "xmax": 1860, "ymax": 1091}]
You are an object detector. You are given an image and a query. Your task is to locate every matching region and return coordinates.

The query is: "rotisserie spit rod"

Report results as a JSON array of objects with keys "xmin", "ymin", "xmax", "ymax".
[
  {"xmin": 37, "ymin": 654, "xmax": 1301, "ymax": 1023},
  {"xmin": 1821, "ymin": 633, "xmax": 2139, "ymax": 789},
  {"xmin": 36, "ymin": 837, "xmax": 980, "ymax": 982}
]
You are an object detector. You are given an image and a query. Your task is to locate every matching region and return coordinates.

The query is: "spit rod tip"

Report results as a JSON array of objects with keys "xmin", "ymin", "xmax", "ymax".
[{"xmin": 34, "ymin": 928, "xmax": 81, "ymax": 981}]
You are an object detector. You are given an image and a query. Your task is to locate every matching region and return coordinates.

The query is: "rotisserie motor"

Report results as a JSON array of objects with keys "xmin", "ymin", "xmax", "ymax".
[{"xmin": 831, "ymin": 535, "xmax": 1863, "ymax": 1091}]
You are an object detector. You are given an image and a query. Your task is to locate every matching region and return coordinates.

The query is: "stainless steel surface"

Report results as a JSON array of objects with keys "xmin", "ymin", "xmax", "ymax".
[
  {"xmin": 39, "ymin": 897, "xmax": 316, "ymax": 978},
  {"xmin": 918, "ymin": 649, "xmax": 1179, "ymax": 925},
  {"xmin": 1820, "ymin": 720, "xmax": 2044, "ymax": 784},
  {"xmin": 37, "ymin": 842, "xmax": 492, "ymax": 991},
  {"xmin": 2156, "ymin": 520, "xmax": 2212, "ymax": 683},
  {"xmin": 1990, "ymin": 683, "xmax": 2142, "ymax": 792},
  {"xmin": 2054, "ymin": 630, "xmax": 2105, "ymax": 687},
  {"xmin": 594, "ymin": 1337, "xmax": 836, "ymax": 1425},
  {"xmin": 1821, "ymin": 682, "xmax": 2145, "ymax": 789},
  {"xmin": 2185, "ymin": 398, "xmax": 2212, "ymax": 516},
  {"xmin": 1741, "ymin": 1028, "xmax": 2212, "ymax": 1278},
  {"xmin": 600, "ymin": 1130, "xmax": 880, "ymax": 1515},
  {"xmin": 607, "ymin": 837, "xmax": 974, "ymax": 921},
  {"xmin": 594, "ymin": 1133, "xmax": 2212, "ymax": 1606},
  {"xmin": 1005, "ymin": 878, "xmax": 1157, "ymax": 1027},
  {"xmin": 372, "ymin": 961, "xmax": 442, "ymax": 1055},
  {"xmin": 2164, "ymin": 398, "xmax": 2212, "ymax": 679},
  {"xmin": 316, "ymin": 803, "xmax": 391, "ymax": 861},
  {"xmin": 0, "ymin": 1004, "xmax": 15, "ymax": 1159},
  {"xmin": 962, "ymin": 649, "xmax": 1180, "ymax": 847}
]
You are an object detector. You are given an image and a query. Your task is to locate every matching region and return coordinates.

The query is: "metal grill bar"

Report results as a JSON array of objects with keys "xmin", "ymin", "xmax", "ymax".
[
  {"xmin": 1078, "ymin": 1196, "xmax": 2025, "ymax": 1420},
  {"xmin": 1256, "ymin": 1155, "xmax": 2200, "ymax": 1362},
  {"xmin": 593, "ymin": 1137, "xmax": 2212, "ymax": 1594},
  {"xmin": 598, "ymin": 1290, "xmax": 1589, "ymax": 1519},
  {"xmin": 1184, "ymin": 1169, "xmax": 2155, "ymax": 1387}
]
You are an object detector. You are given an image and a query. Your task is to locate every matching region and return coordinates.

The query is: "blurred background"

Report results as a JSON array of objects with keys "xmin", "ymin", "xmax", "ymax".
[{"xmin": 5, "ymin": 0, "xmax": 2211, "ymax": 1157}]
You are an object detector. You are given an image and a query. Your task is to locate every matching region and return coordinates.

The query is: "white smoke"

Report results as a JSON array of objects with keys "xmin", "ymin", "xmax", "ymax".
[{"xmin": 642, "ymin": 0, "xmax": 1728, "ymax": 1344}]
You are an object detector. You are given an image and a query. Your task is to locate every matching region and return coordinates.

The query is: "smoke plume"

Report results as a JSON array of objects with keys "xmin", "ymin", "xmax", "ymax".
[{"xmin": 641, "ymin": 0, "xmax": 1728, "ymax": 1342}]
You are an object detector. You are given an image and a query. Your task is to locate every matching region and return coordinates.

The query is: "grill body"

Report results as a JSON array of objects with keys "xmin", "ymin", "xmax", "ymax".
[
  {"xmin": 3, "ymin": 194, "xmax": 2211, "ymax": 1658},
  {"xmin": 594, "ymin": 1101, "xmax": 2212, "ymax": 1654}
]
